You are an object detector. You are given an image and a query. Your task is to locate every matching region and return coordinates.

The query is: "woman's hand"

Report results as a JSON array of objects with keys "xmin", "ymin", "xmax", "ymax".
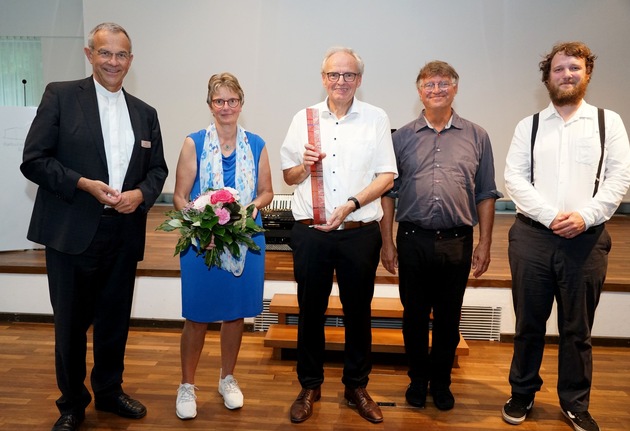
[{"xmin": 205, "ymin": 235, "xmax": 216, "ymax": 250}]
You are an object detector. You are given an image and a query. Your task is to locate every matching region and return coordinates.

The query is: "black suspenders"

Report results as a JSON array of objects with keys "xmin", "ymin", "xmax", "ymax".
[{"xmin": 530, "ymin": 108, "xmax": 605, "ymax": 197}]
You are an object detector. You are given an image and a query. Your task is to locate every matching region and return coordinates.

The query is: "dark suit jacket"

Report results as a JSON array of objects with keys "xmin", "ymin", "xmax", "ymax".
[{"xmin": 20, "ymin": 77, "xmax": 168, "ymax": 259}]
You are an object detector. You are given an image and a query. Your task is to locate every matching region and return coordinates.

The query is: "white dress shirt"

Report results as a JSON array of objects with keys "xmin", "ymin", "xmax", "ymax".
[
  {"xmin": 505, "ymin": 101, "xmax": 630, "ymax": 228},
  {"xmin": 94, "ymin": 79, "xmax": 134, "ymax": 193},
  {"xmin": 280, "ymin": 97, "xmax": 397, "ymax": 223}
]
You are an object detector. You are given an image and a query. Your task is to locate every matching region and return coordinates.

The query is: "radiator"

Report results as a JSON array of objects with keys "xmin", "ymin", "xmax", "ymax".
[
  {"xmin": 253, "ymin": 299, "xmax": 278, "ymax": 332},
  {"xmin": 254, "ymin": 301, "xmax": 502, "ymax": 342}
]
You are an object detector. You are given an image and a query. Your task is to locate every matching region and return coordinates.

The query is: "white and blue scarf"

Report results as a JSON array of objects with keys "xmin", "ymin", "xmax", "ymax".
[{"xmin": 199, "ymin": 123, "xmax": 255, "ymax": 276}]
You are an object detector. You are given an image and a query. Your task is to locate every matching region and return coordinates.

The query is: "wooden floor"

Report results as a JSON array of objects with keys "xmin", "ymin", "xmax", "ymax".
[
  {"xmin": 0, "ymin": 321, "xmax": 629, "ymax": 430},
  {"xmin": 1, "ymin": 209, "xmax": 629, "ymax": 429}
]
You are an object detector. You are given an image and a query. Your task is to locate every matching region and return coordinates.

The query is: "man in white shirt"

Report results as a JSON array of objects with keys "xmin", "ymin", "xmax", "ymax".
[
  {"xmin": 502, "ymin": 41, "xmax": 630, "ymax": 431},
  {"xmin": 280, "ymin": 46, "xmax": 397, "ymax": 424}
]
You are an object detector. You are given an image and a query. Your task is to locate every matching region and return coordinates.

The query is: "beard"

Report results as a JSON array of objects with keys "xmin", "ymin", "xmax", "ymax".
[{"xmin": 546, "ymin": 78, "xmax": 589, "ymax": 106}]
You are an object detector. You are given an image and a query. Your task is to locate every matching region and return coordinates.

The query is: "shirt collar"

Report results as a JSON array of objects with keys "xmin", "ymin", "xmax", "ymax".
[
  {"xmin": 93, "ymin": 77, "xmax": 123, "ymax": 99},
  {"xmin": 543, "ymin": 100, "xmax": 594, "ymax": 123},
  {"xmin": 415, "ymin": 109, "xmax": 462, "ymax": 132},
  {"xmin": 322, "ymin": 96, "xmax": 361, "ymax": 120}
]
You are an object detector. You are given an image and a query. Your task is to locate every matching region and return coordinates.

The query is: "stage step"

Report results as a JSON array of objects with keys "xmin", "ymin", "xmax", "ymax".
[
  {"xmin": 263, "ymin": 294, "xmax": 469, "ymax": 364},
  {"xmin": 269, "ymin": 293, "xmax": 404, "ymax": 322}
]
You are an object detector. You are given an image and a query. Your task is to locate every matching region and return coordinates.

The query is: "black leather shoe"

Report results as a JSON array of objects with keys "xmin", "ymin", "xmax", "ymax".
[
  {"xmin": 51, "ymin": 413, "xmax": 84, "ymax": 431},
  {"xmin": 405, "ymin": 382, "xmax": 427, "ymax": 408},
  {"xmin": 95, "ymin": 393, "xmax": 147, "ymax": 419},
  {"xmin": 290, "ymin": 387, "xmax": 321, "ymax": 423},
  {"xmin": 344, "ymin": 387, "xmax": 383, "ymax": 423},
  {"xmin": 431, "ymin": 387, "xmax": 455, "ymax": 411}
]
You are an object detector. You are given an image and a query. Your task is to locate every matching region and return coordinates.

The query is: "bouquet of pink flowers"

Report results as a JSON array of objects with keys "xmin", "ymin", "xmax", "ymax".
[{"xmin": 157, "ymin": 187, "xmax": 264, "ymax": 270}]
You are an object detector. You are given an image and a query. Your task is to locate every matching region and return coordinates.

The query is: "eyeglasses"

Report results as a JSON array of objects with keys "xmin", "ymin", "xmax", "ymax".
[
  {"xmin": 211, "ymin": 98, "xmax": 241, "ymax": 108},
  {"xmin": 94, "ymin": 49, "xmax": 131, "ymax": 62},
  {"xmin": 421, "ymin": 81, "xmax": 454, "ymax": 91},
  {"xmin": 325, "ymin": 72, "xmax": 359, "ymax": 82}
]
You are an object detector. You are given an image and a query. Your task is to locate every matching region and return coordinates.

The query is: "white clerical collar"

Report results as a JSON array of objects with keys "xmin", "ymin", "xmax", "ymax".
[{"xmin": 93, "ymin": 78, "xmax": 122, "ymax": 99}]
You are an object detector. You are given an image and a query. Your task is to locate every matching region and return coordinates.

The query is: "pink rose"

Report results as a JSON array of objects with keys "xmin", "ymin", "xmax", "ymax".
[
  {"xmin": 215, "ymin": 207, "xmax": 231, "ymax": 225},
  {"xmin": 210, "ymin": 189, "xmax": 236, "ymax": 204}
]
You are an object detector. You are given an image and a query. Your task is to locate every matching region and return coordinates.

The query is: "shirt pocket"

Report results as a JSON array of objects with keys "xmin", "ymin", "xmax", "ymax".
[{"xmin": 574, "ymin": 137, "xmax": 601, "ymax": 166}]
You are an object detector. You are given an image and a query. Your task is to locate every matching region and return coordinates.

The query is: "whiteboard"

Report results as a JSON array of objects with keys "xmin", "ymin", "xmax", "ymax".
[{"xmin": 0, "ymin": 106, "xmax": 41, "ymax": 251}]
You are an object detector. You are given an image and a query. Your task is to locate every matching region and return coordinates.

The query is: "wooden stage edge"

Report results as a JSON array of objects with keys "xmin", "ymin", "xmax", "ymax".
[{"xmin": 1, "ymin": 208, "xmax": 629, "ymax": 293}]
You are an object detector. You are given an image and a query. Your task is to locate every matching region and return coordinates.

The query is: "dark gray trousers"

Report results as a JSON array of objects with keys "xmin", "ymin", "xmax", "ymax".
[{"xmin": 508, "ymin": 217, "xmax": 609, "ymax": 412}]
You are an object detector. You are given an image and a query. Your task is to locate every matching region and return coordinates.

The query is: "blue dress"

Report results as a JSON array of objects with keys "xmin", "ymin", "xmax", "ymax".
[{"xmin": 179, "ymin": 129, "xmax": 265, "ymax": 322}]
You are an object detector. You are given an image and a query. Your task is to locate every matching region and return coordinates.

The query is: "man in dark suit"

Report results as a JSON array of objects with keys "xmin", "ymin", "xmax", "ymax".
[{"xmin": 20, "ymin": 22, "xmax": 168, "ymax": 431}]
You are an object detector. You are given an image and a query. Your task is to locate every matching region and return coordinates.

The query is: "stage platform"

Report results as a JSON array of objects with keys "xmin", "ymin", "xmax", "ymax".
[{"xmin": 1, "ymin": 207, "xmax": 629, "ymax": 292}]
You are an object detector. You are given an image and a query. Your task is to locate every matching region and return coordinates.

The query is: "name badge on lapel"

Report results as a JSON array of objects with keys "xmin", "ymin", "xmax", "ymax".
[{"xmin": 141, "ymin": 140, "xmax": 152, "ymax": 148}]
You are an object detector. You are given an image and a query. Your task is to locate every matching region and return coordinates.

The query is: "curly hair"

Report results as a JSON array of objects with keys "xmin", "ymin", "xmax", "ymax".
[{"xmin": 539, "ymin": 42, "xmax": 596, "ymax": 83}]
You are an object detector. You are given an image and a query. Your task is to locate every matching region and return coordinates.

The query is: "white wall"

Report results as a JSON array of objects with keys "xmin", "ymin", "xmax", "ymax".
[
  {"xmin": 79, "ymin": 0, "xmax": 630, "ymax": 199},
  {"xmin": 2, "ymin": 273, "xmax": 630, "ymax": 338},
  {"xmin": 3, "ymin": 1, "xmax": 630, "ymax": 198}
]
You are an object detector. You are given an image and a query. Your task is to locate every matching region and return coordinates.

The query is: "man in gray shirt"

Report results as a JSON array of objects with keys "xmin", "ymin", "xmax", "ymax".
[{"xmin": 380, "ymin": 60, "xmax": 501, "ymax": 411}]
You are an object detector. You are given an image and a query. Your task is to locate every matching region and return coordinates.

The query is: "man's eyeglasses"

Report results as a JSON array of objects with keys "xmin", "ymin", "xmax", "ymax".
[
  {"xmin": 211, "ymin": 98, "xmax": 241, "ymax": 108},
  {"xmin": 325, "ymin": 72, "xmax": 359, "ymax": 82},
  {"xmin": 421, "ymin": 81, "xmax": 454, "ymax": 91},
  {"xmin": 94, "ymin": 49, "xmax": 131, "ymax": 62}
]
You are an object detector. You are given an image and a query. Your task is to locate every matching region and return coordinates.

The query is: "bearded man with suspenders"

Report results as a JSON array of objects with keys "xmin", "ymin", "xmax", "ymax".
[{"xmin": 502, "ymin": 41, "xmax": 630, "ymax": 431}]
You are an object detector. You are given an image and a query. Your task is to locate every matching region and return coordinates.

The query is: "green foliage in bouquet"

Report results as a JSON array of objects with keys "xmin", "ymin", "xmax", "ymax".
[{"xmin": 156, "ymin": 188, "xmax": 265, "ymax": 270}]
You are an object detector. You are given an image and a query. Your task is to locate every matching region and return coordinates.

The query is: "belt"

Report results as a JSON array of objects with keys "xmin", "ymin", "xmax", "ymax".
[
  {"xmin": 399, "ymin": 221, "xmax": 472, "ymax": 240},
  {"xmin": 516, "ymin": 213, "xmax": 602, "ymax": 234},
  {"xmin": 298, "ymin": 219, "xmax": 377, "ymax": 230},
  {"xmin": 102, "ymin": 207, "xmax": 120, "ymax": 217},
  {"xmin": 516, "ymin": 213, "xmax": 548, "ymax": 230}
]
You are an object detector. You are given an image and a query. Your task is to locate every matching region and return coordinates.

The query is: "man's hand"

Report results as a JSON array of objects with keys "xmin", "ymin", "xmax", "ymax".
[
  {"xmin": 313, "ymin": 200, "xmax": 354, "ymax": 232},
  {"xmin": 471, "ymin": 240, "xmax": 491, "ymax": 278},
  {"xmin": 380, "ymin": 241, "xmax": 398, "ymax": 275},
  {"xmin": 112, "ymin": 189, "xmax": 144, "ymax": 214},
  {"xmin": 77, "ymin": 177, "xmax": 121, "ymax": 206},
  {"xmin": 550, "ymin": 211, "xmax": 586, "ymax": 239},
  {"xmin": 303, "ymin": 143, "xmax": 326, "ymax": 168}
]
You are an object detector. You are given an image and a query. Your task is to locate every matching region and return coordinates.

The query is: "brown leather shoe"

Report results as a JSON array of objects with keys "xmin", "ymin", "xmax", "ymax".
[
  {"xmin": 290, "ymin": 387, "xmax": 321, "ymax": 423},
  {"xmin": 344, "ymin": 387, "xmax": 383, "ymax": 423}
]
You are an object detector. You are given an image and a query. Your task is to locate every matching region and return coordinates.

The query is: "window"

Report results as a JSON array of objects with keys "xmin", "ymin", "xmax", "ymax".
[{"xmin": 0, "ymin": 36, "xmax": 44, "ymax": 106}]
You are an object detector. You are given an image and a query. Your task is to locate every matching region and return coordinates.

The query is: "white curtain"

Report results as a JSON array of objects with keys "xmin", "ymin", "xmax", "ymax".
[{"xmin": 0, "ymin": 36, "xmax": 44, "ymax": 107}]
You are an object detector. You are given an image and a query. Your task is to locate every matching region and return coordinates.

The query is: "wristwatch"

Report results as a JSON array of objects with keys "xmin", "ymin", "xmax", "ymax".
[{"xmin": 347, "ymin": 196, "xmax": 361, "ymax": 211}]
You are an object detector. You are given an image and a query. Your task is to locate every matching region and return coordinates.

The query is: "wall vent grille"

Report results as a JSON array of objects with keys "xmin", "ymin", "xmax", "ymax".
[
  {"xmin": 254, "ymin": 302, "xmax": 502, "ymax": 342},
  {"xmin": 459, "ymin": 306, "xmax": 502, "ymax": 341},
  {"xmin": 253, "ymin": 299, "xmax": 277, "ymax": 332}
]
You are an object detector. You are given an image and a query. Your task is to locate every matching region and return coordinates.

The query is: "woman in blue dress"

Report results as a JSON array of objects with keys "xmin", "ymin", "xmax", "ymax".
[{"xmin": 171, "ymin": 73, "xmax": 273, "ymax": 419}]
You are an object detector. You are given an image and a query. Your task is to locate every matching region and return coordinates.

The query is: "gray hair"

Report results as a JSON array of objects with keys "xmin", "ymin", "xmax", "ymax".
[
  {"xmin": 87, "ymin": 22, "xmax": 132, "ymax": 52},
  {"xmin": 321, "ymin": 46, "xmax": 365, "ymax": 75}
]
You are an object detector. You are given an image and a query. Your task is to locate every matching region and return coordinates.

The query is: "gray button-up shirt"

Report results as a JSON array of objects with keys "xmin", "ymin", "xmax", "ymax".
[{"xmin": 387, "ymin": 110, "xmax": 502, "ymax": 229}]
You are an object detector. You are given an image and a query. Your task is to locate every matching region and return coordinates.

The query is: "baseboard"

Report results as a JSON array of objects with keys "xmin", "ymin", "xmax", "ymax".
[
  {"xmin": 0, "ymin": 313, "xmax": 256, "ymax": 332},
  {"xmin": 500, "ymin": 333, "xmax": 630, "ymax": 348}
]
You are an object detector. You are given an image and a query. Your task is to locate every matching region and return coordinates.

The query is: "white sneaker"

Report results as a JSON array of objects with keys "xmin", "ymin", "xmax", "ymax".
[
  {"xmin": 176, "ymin": 383, "xmax": 198, "ymax": 419},
  {"xmin": 218, "ymin": 375, "xmax": 244, "ymax": 409}
]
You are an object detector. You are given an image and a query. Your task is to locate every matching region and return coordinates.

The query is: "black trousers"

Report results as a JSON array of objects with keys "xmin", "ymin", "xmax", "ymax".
[
  {"xmin": 291, "ymin": 222, "xmax": 381, "ymax": 389},
  {"xmin": 508, "ymin": 218, "xmax": 609, "ymax": 412},
  {"xmin": 46, "ymin": 214, "xmax": 139, "ymax": 415},
  {"xmin": 396, "ymin": 222, "xmax": 473, "ymax": 390}
]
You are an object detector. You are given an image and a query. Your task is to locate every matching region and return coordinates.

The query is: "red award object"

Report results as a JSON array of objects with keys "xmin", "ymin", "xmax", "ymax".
[{"xmin": 306, "ymin": 108, "xmax": 326, "ymax": 224}]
